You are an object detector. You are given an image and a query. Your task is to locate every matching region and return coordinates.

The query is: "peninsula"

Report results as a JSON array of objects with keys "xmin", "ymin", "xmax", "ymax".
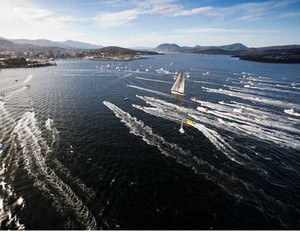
[
  {"xmin": 83, "ymin": 46, "xmax": 160, "ymax": 61},
  {"xmin": 0, "ymin": 57, "xmax": 56, "ymax": 69}
]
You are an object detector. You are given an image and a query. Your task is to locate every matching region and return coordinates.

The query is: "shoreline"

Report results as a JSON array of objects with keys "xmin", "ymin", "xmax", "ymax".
[
  {"xmin": 0, "ymin": 63, "xmax": 56, "ymax": 69},
  {"xmin": 86, "ymin": 56, "xmax": 150, "ymax": 61}
]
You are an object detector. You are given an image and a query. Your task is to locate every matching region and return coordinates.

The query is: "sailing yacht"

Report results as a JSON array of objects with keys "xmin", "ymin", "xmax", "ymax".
[{"xmin": 171, "ymin": 72, "xmax": 185, "ymax": 95}]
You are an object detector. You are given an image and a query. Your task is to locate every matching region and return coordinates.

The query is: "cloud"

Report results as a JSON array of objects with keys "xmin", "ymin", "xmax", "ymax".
[
  {"xmin": 173, "ymin": 6, "xmax": 213, "ymax": 16},
  {"xmin": 174, "ymin": 28, "xmax": 238, "ymax": 34},
  {"xmin": 208, "ymin": 1, "xmax": 297, "ymax": 21},
  {"xmin": 137, "ymin": 0, "xmax": 183, "ymax": 14},
  {"xmin": 145, "ymin": 4, "xmax": 183, "ymax": 14},
  {"xmin": 92, "ymin": 0, "xmax": 298, "ymax": 29},
  {"xmin": 93, "ymin": 9, "xmax": 140, "ymax": 28},
  {"xmin": 13, "ymin": 7, "xmax": 77, "ymax": 24},
  {"xmin": 278, "ymin": 11, "xmax": 300, "ymax": 18},
  {"xmin": 0, "ymin": 0, "xmax": 84, "ymax": 41},
  {"xmin": 174, "ymin": 27, "xmax": 279, "ymax": 34},
  {"xmin": 171, "ymin": 1, "xmax": 297, "ymax": 21}
]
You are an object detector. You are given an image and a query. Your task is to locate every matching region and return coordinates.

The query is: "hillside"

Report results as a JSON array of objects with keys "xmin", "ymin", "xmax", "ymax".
[
  {"xmin": 89, "ymin": 46, "xmax": 159, "ymax": 56},
  {"xmin": 59, "ymin": 40, "xmax": 102, "ymax": 49},
  {"xmin": 155, "ymin": 43, "xmax": 182, "ymax": 52},
  {"xmin": 0, "ymin": 39, "xmax": 17, "ymax": 50},
  {"xmin": 12, "ymin": 39, "xmax": 72, "ymax": 49},
  {"xmin": 154, "ymin": 42, "xmax": 300, "ymax": 63},
  {"xmin": 6, "ymin": 37, "xmax": 103, "ymax": 49},
  {"xmin": 155, "ymin": 43, "xmax": 248, "ymax": 53}
]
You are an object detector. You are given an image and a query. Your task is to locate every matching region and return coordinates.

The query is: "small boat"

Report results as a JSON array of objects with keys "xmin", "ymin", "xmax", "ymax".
[
  {"xmin": 132, "ymin": 104, "xmax": 144, "ymax": 109},
  {"xmin": 171, "ymin": 72, "xmax": 185, "ymax": 96},
  {"xmin": 284, "ymin": 108, "xmax": 300, "ymax": 116},
  {"xmin": 197, "ymin": 106, "xmax": 207, "ymax": 113},
  {"xmin": 124, "ymin": 97, "xmax": 128, "ymax": 101},
  {"xmin": 156, "ymin": 68, "xmax": 169, "ymax": 74},
  {"xmin": 179, "ymin": 120, "xmax": 185, "ymax": 134},
  {"xmin": 191, "ymin": 97, "xmax": 197, "ymax": 102},
  {"xmin": 233, "ymin": 108, "xmax": 243, "ymax": 113}
]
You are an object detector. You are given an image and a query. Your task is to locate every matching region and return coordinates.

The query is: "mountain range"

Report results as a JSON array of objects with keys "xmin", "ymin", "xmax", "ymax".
[
  {"xmin": 1, "ymin": 36, "xmax": 300, "ymax": 63},
  {"xmin": 154, "ymin": 43, "xmax": 300, "ymax": 55},
  {"xmin": 154, "ymin": 43, "xmax": 248, "ymax": 52},
  {"xmin": 0, "ymin": 37, "xmax": 102, "ymax": 50}
]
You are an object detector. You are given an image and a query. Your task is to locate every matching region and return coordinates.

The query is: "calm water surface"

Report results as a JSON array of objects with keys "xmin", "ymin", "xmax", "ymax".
[{"xmin": 0, "ymin": 54, "xmax": 300, "ymax": 229}]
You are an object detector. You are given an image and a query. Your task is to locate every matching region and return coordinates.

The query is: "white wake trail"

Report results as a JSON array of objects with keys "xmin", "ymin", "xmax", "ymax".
[
  {"xmin": 197, "ymin": 100, "xmax": 300, "ymax": 135},
  {"xmin": 127, "ymin": 84, "xmax": 169, "ymax": 97},
  {"xmin": 135, "ymin": 76, "xmax": 173, "ymax": 84},
  {"xmin": 12, "ymin": 112, "xmax": 98, "ymax": 230},
  {"xmin": 103, "ymin": 101, "xmax": 207, "ymax": 171},
  {"xmin": 133, "ymin": 96, "xmax": 246, "ymax": 165},
  {"xmin": 45, "ymin": 118, "xmax": 59, "ymax": 149},
  {"xmin": 203, "ymin": 87, "xmax": 300, "ymax": 109},
  {"xmin": 243, "ymin": 85, "xmax": 300, "ymax": 95}
]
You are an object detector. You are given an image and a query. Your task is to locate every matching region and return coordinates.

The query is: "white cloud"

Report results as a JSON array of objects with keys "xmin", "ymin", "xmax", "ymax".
[
  {"xmin": 174, "ymin": 28, "xmax": 238, "ymax": 34},
  {"xmin": 171, "ymin": 1, "xmax": 297, "ymax": 20},
  {"xmin": 137, "ymin": 0, "xmax": 182, "ymax": 14},
  {"xmin": 0, "ymin": 0, "xmax": 84, "ymax": 41},
  {"xmin": 13, "ymin": 7, "xmax": 77, "ymax": 24},
  {"xmin": 174, "ymin": 27, "xmax": 279, "ymax": 34},
  {"xmin": 278, "ymin": 11, "xmax": 300, "ymax": 18},
  {"xmin": 91, "ymin": 0, "xmax": 298, "ymax": 29},
  {"xmin": 93, "ymin": 9, "xmax": 140, "ymax": 28},
  {"xmin": 145, "ymin": 4, "xmax": 182, "ymax": 14},
  {"xmin": 173, "ymin": 6, "xmax": 213, "ymax": 16}
]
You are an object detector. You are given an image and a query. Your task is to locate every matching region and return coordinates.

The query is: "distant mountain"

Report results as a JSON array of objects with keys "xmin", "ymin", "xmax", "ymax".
[
  {"xmin": 155, "ymin": 43, "xmax": 248, "ymax": 53},
  {"xmin": 91, "ymin": 46, "xmax": 159, "ymax": 56},
  {"xmin": 0, "ymin": 38, "xmax": 70, "ymax": 54},
  {"xmin": 0, "ymin": 39, "xmax": 17, "ymax": 50},
  {"xmin": 155, "ymin": 43, "xmax": 182, "ymax": 52},
  {"xmin": 10, "ymin": 38, "xmax": 102, "ymax": 49},
  {"xmin": 218, "ymin": 43, "xmax": 248, "ymax": 51},
  {"xmin": 11, "ymin": 39, "xmax": 72, "ymax": 49},
  {"xmin": 129, "ymin": 46, "xmax": 153, "ymax": 51},
  {"xmin": 59, "ymin": 40, "xmax": 102, "ymax": 49},
  {"xmin": 245, "ymin": 45, "xmax": 300, "ymax": 55},
  {"xmin": 253, "ymin": 45, "xmax": 300, "ymax": 50}
]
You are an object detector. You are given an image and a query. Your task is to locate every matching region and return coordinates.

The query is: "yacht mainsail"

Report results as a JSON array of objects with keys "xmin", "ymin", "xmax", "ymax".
[{"xmin": 171, "ymin": 72, "xmax": 185, "ymax": 95}]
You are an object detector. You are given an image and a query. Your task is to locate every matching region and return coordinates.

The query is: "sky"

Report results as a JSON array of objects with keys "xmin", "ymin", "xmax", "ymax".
[{"xmin": 0, "ymin": 0, "xmax": 300, "ymax": 47}]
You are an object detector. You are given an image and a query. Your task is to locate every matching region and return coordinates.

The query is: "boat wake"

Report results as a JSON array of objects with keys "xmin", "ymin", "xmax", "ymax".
[
  {"xmin": 135, "ymin": 76, "xmax": 173, "ymax": 84},
  {"xmin": 104, "ymin": 100, "xmax": 294, "ymax": 228},
  {"xmin": 103, "ymin": 101, "xmax": 196, "ymax": 164},
  {"xmin": 8, "ymin": 111, "xmax": 98, "ymax": 229},
  {"xmin": 0, "ymin": 108, "xmax": 105, "ymax": 229},
  {"xmin": 45, "ymin": 118, "xmax": 59, "ymax": 149},
  {"xmin": 127, "ymin": 84, "xmax": 169, "ymax": 97},
  {"xmin": 202, "ymin": 87, "xmax": 300, "ymax": 109}
]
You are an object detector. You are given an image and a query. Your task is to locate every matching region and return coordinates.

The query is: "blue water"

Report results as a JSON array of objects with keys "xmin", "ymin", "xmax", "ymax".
[{"xmin": 0, "ymin": 54, "xmax": 300, "ymax": 229}]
